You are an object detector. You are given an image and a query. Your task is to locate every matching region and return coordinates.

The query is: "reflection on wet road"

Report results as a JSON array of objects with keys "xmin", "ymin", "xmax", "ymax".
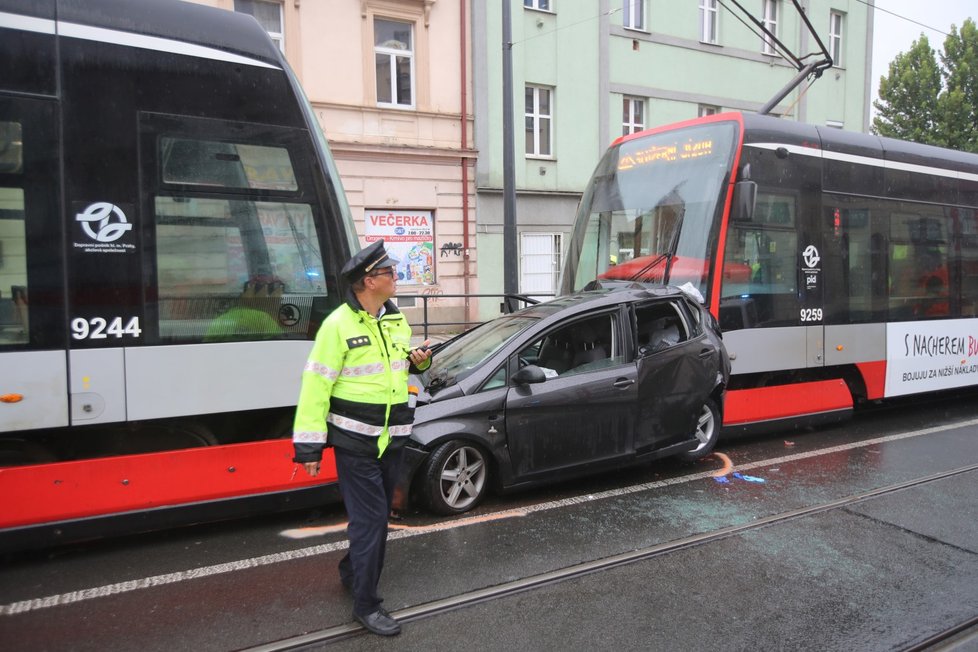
[{"xmin": 1, "ymin": 403, "xmax": 976, "ymax": 651}]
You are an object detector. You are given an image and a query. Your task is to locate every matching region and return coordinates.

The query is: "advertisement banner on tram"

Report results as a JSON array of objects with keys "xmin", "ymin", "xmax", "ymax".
[{"xmin": 885, "ymin": 319, "xmax": 978, "ymax": 396}]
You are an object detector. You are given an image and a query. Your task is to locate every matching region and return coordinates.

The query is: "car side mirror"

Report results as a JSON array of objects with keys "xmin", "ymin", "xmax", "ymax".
[{"xmin": 512, "ymin": 365, "xmax": 547, "ymax": 385}]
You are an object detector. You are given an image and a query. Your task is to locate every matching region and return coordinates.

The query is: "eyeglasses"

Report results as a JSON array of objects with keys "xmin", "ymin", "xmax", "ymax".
[{"xmin": 368, "ymin": 268, "xmax": 396, "ymax": 279}]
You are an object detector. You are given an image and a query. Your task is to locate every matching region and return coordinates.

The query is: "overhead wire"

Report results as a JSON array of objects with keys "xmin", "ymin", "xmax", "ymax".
[
  {"xmin": 853, "ymin": 0, "xmax": 951, "ymax": 38},
  {"xmin": 510, "ymin": 7, "xmax": 621, "ymax": 47}
]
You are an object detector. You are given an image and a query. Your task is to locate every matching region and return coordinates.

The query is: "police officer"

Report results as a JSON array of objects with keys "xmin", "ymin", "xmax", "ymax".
[{"xmin": 293, "ymin": 239, "xmax": 431, "ymax": 637}]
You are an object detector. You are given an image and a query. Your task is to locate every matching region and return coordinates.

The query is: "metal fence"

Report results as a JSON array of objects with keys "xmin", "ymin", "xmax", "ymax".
[{"xmin": 397, "ymin": 292, "xmax": 555, "ymax": 340}]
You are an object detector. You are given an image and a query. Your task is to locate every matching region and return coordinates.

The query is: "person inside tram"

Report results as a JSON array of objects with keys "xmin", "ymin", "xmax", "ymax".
[{"xmin": 204, "ymin": 274, "xmax": 285, "ymax": 342}]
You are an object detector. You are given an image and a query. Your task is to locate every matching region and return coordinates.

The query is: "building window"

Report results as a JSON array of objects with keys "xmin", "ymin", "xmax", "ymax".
[
  {"xmin": 699, "ymin": 0, "xmax": 718, "ymax": 44},
  {"xmin": 829, "ymin": 11, "xmax": 844, "ymax": 67},
  {"xmin": 525, "ymin": 85, "xmax": 553, "ymax": 157},
  {"xmin": 524, "ymin": 0, "xmax": 551, "ymax": 10},
  {"xmin": 234, "ymin": 0, "xmax": 284, "ymax": 52},
  {"xmin": 622, "ymin": 97, "xmax": 645, "ymax": 136},
  {"xmin": 375, "ymin": 18, "xmax": 414, "ymax": 108},
  {"xmin": 521, "ymin": 232, "xmax": 562, "ymax": 300},
  {"xmin": 761, "ymin": 0, "xmax": 778, "ymax": 55},
  {"xmin": 698, "ymin": 104, "xmax": 720, "ymax": 117},
  {"xmin": 624, "ymin": 0, "xmax": 645, "ymax": 30}
]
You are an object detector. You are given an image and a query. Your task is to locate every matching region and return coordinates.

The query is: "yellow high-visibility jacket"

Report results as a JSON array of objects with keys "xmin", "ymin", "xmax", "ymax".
[{"xmin": 292, "ymin": 293, "xmax": 429, "ymax": 461}]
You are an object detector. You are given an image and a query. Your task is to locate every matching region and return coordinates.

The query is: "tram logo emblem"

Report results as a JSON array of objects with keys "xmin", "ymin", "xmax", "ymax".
[
  {"xmin": 802, "ymin": 245, "xmax": 821, "ymax": 269},
  {"xmin": 76, "ymin": 202, "xmax": 134, "ymax": 243},
  {"xmin": 279, "ymin": 304, "xmax": 301, "ymax": 327}
]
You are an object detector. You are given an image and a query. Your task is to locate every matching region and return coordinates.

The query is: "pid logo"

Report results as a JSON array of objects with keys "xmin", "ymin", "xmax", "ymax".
[
  {"xmin": 76, "ymin": 202, "xmax": 133, "ymax": 243},
  {"xmin": 802, "ymin": 245, "xmax": 821, "ymax": 269}
]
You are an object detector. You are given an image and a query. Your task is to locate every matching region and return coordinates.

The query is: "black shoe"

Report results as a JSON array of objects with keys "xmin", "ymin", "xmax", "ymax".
[
  {"xmin": 354, "ymin": 609, "xmax": 401, "ymax": 636},
  {"xmin": 340, "ymin": 576, "xmax": 352, "ymax": 593}
]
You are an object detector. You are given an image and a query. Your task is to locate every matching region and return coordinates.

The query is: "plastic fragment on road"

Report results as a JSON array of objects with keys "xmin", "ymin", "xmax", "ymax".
[
  {"xmin": 733, "ymin": 472, "xmax": 766, "ymax": 483},
  {"xmin": 714, "ymin": 476, "xmax": 730, "ymax": 484}
]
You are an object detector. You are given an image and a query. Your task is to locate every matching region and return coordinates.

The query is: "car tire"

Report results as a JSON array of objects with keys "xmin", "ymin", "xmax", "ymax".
[
  {"xmin": 676, "ymin": 398, "xmax": 720, "ymax": 462},
  {"xmin": 420, "ymin": 440, "xmax": 489, "ymax": 515}
]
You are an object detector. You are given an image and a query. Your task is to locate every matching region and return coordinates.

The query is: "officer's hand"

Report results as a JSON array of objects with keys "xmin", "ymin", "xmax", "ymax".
[
  {"xmin": 303, "ymin": 461, "xmax": 321, "ymax": 477},
  {"xmin": 409, "ymin": 339, "xmax": 433, "ymax": 366}
]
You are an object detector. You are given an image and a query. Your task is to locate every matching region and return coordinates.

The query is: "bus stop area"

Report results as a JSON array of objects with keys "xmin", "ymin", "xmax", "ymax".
[{"xmin": 1, "ymin": 404, "xmax": 977, "ymax": 651}]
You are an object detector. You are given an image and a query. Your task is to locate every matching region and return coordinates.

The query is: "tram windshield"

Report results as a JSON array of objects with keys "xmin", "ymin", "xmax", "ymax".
[{"xmin": 562, "ymin": 121, "xmax": 739, "ymax": 298}]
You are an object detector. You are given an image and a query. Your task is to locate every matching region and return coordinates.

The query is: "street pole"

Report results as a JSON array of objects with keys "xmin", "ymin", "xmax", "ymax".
[{"xmin": 501, "ymin": 0, "xmax": 518, "ymax": 312}]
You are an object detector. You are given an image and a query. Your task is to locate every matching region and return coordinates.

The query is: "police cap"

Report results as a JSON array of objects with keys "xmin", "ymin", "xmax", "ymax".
[{"xmin": 341, "ymin": 239, "xmax": 399, "ymax": 283}]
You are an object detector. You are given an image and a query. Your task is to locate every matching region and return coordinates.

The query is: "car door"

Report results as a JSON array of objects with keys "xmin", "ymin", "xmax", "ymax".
[
  {"xmin": 504, "ymin": 310, "xmax": 637, "ymax": 481},
  {"xmin": 633, "ymin": 299, "xmax": 715, "ymax": 452}
]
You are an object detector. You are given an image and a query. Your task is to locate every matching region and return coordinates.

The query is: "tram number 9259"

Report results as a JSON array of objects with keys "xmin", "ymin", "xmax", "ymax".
[
  {"xmin": 800, "ymin": 308, "xmax": 823, "ymax": 322},
  {"xmin": 71, "ymin": 317, "xmax": 143, "ymax": 340}
]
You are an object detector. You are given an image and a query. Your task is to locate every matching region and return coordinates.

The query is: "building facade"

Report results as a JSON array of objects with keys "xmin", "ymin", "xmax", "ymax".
[
  {"xmin": 193, "ymin": 0, "xmax": 873, "ymax": 325},
  {"xmin": 197, "ymin": 0, "xmax": 478, "ymax": 330},
  {"xmin": 472, "ymin": 0, "xmax": 873, "ymax": 317}
]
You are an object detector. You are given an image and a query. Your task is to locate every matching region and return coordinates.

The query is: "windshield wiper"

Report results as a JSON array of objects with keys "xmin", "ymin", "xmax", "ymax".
[
  {"xmin": 426, "ymin": 372, "xmax": 449, "ymax": 391},
  {"xmin": 628, "ymin": 251, "xmax": 671, "ymax": 282}
]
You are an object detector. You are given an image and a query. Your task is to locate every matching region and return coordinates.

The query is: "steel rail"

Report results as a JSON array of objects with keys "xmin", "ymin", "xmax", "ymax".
[
  {"xmin": 238, "ymin": 462, "xmax": 978, "ymax": 651},
  {"xmin": 898, "ymin": 616, "xmax": 978, "ymax": 652}
]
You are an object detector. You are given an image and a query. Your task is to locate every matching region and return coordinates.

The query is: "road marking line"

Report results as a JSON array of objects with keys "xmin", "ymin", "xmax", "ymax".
[
  {"xmin": 3, "ymin": 417, "xmax": 977, "ymax": 616},
  {"xmin": 279, "ymin": 509, "xmax": 527, "ymax": 539}
]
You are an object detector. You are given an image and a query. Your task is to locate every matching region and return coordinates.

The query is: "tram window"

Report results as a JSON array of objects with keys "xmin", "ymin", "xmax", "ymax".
[
  {"xmin": 821, "ymin": 196, "xmax": 880, "ymax": 324},
  {"xmin": 0, "ymin": 121, "xmax": 23, "ymax": 174},
  {"xmin": 1, "ymin": 122, "xmax": 28, "ymax": 345},
  {"xmin": 752, "ymin": 193, "xmax": 795, "ymax": 227},
  {"xmin": 959, "ymin": 209, "xmax": 978, "ymax": 318},
  {"xmin": 888, "ymin": 210, "xmax": 950, "ymax": 320},
  {"xmin": 161, "ymin": 137, "xmax": 298, "ymax": 192},
  {"xmin": 720, "ymin": 191, "xmax": 798, "ymax": 329},
  {"xmin": 0, "ymin": 188, "xmax": 28, "ymax": 345},
  {"xmin": 154, "ymin": 196, "xmax": 326, "ymax": 342}
]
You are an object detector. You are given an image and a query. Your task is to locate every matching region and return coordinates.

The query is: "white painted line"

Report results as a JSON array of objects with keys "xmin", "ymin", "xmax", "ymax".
[{"xmin": 3, "ymin": 417, "xmax": 977, "ymax": 616}]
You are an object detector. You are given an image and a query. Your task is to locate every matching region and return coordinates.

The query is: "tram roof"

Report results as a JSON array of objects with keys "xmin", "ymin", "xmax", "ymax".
[
  {"xmin": 738, "ymin": 111, "xmax": 978, "ymax": 177},
  {"xmin": 1, "ymin": 0, "xmax": 283, "ymax": 68}
]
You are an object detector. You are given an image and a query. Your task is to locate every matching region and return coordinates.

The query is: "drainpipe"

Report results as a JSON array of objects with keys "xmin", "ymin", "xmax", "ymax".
[{"xmin": 460, "ymin": 0, "xmax": 471, "ymax": 320}]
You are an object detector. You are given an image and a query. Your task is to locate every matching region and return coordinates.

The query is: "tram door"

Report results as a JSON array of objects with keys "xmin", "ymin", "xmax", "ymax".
[
  {"xmin": 719, "ymin": 139, "xmax": 824, "ymax": 375},
  {"xmin": 0, "ymin": 96, "xmax": 69, "ymax": 434}
]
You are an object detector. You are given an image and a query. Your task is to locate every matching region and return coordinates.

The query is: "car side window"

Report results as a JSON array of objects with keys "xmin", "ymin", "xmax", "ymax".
[
  {"xmin": 519, "ymin": 313, "xmax": 622, "ymax": 378},
  {"xmin": 635, "ymin": 301, "xmax": 689, "ymax": 357},
  {"xmin": 482, "ymin": 365, "xmax": 508, "ymax": 390}
]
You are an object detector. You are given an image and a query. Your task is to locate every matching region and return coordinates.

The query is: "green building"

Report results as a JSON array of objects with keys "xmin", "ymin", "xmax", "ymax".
[{"xmin": 472, "ymin": 0, "xmax": 873, "ymax": 314}]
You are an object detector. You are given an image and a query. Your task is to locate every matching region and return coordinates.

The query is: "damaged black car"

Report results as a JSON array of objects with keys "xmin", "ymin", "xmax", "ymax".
[{"xmin": 397, "ymin": 284, "xmax": 731, "ymax": 515}]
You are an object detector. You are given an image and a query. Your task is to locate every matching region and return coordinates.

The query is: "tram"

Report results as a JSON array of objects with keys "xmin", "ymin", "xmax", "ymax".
[
  {"xmin": 0, "ymin": 0, "xmax": 357, "ymax": 549},
  {"xmin": 561, "ymin": 111, "xmax": 978, "ymax": 432}
]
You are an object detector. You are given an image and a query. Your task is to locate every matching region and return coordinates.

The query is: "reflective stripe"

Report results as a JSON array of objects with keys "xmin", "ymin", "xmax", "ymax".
[
  {"xmin": 304, "ymin": 360, "xmax": 339, "ymax": 381},
  {"xmin": 327, "ymin": 413, "xmax": 383, "ymax": 437},
  {"xmin": 390, "ymin": 359, "xmax": 410, "ymax": 372},
  {"xmin": 341, "ymin": 362, "xmax": 386, "ymax": 377},
  {"xmin": 389, "ymin": 424, "xmax": 413, "ymax": 437},
  {"xmin": 293, "ymin": 431, "xmax": 327, "ymax": 443}
]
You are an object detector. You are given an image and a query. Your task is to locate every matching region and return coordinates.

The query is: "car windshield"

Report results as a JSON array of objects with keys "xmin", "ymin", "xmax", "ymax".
[
  {"xmin": 561, "ymin": 121, "xmax": 738, "ymax": 297},
  {"xmin": 422, "ymin": 314, "xmax": 539, "ymax": 391}
]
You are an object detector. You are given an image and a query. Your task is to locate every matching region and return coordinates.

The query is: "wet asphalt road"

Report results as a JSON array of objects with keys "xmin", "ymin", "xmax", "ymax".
[{"xmin": 1, "ymin": 395, "xmax": 977, "ymax": 651}]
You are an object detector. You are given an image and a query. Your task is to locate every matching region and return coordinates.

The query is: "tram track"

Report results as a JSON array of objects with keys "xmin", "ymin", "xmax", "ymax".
[{"xmin": 240, "ymin": 462, "xmax": 978, "ymax": 651}]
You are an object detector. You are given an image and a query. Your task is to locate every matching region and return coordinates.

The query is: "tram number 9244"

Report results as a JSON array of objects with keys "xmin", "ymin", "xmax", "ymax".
[{"xmin": 70, "ymin": 317, "xmax": 143, "ymax": 340}]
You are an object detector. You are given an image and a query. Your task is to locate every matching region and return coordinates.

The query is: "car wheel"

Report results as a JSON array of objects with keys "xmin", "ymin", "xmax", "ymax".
[
  {"xmin": 676, "ymin": 398, "xmax": 720, "ymax": 462},
  {"xmin": 420, "ymin": 440, "xmax": 489, "ymax": 515}
]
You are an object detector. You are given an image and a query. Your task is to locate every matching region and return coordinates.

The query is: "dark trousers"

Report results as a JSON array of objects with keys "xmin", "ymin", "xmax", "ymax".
[{"xmin": 334, "ymin": 446, "xmax": 403, "ymax": 616}]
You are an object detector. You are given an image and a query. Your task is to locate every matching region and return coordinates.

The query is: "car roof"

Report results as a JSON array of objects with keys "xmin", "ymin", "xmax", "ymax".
[{"xmin": 518, "ymin": 283, "xmax": 692, "ymax": 320}]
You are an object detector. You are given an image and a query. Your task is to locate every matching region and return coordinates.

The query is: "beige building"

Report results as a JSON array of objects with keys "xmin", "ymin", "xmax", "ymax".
[{"xmin": 194, "ymin": 0, "xmax": 477, "ymax": 332}]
